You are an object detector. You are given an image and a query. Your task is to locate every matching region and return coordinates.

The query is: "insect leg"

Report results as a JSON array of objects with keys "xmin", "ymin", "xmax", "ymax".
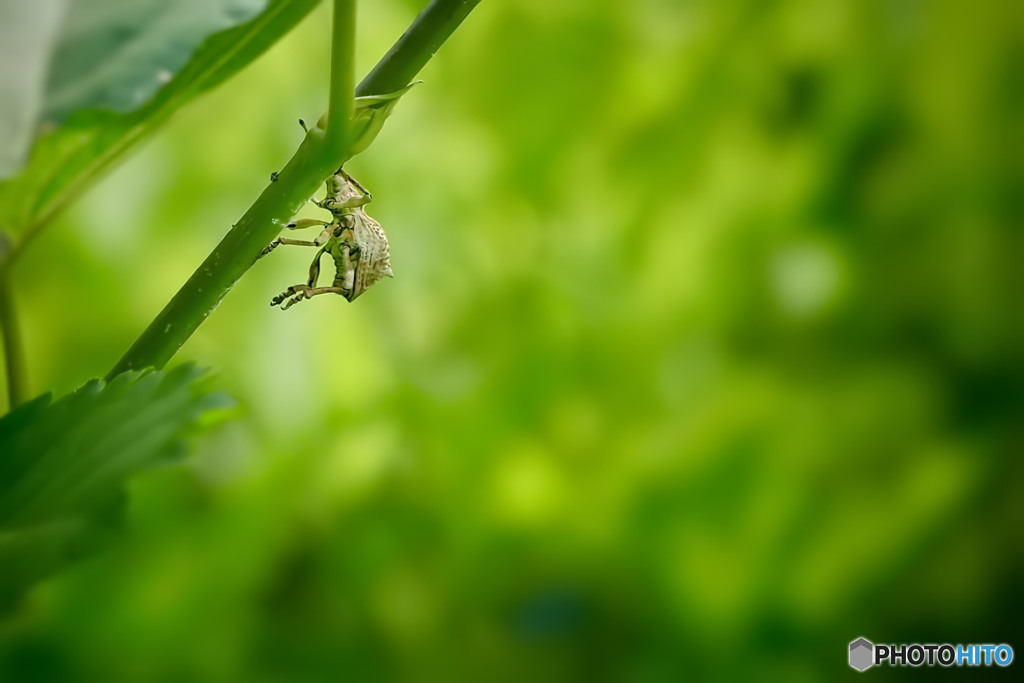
[
  {"xmin": 260, "ymin": 237, "xmax": 318, "ymax": 256},
  {"xmin": 270, "ymin": 284, "xmax": 307, "ymax": 306},
  {"xmin": 307, "ymin": 246, "xmax": 328, "ymax": 287},
  {"xmin": 260, "ymin": 226, "xmax": 334, "ymax": 256},
  {"xmin": 280, "ymin": 286, "xmax": 349, "ymax": 310},
  {"xmin": 285, "ymin": 219, "xmax": 330, "ymax": 230},
  {"xmin": 321, "ymin": 170, "xmax": 372, "ymax": 210},
  {"xmin": 339, "ymin": 169, "xmax": 372, "ymax": 202},
  {"xmin": 269, "ymin": 284, "xmax": 346, "ymax": 309}
]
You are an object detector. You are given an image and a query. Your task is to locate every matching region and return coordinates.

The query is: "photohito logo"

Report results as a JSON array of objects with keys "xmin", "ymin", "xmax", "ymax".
[{"xmin": 848, "ymin": 637, "xmax": 1014, "ymax": 671}]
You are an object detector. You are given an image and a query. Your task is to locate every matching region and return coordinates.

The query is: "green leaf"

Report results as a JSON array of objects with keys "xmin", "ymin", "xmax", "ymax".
[
  {"xmin": 348, "ymin": 81, "xmax": 423, "ymax": 156},
  {"xmin": 0, "ymin": 0, "xmax": 68, "ymax": 177},
  {"xmin": 42, "ymin": 0, "xmax": 269, "ymax": 123},
  {"xmin": 313, "ymin": 81, "xmax": 422, "ymax": 158},
  {"xmin": 0, "ymin": 0, "xmax": 320, "ymax": 242},
  {"xmin": 0, "ymin": 365, "xmax": 233, "ymax": 603}
]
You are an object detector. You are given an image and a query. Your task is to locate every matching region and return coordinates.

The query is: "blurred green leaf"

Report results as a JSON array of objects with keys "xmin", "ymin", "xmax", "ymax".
[
  {"xmin": 0, "ymin": 0, "xmax": 67, "ymax": 177},
  {"xmin": 0, "ymin": 364, "xmax": 233, "ymax": 603},
  {"xmin": 43, "ymin": 0, "xmax": 269, "ymax": 124},
  {"xmin": 0, "ymin": 0, "xmax": 319, "ymax": 239}
]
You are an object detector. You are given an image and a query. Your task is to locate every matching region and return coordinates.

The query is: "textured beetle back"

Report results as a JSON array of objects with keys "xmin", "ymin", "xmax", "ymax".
[{"xmin": 347, "ymin": 209, "xmax": 392, "ymax": 300}]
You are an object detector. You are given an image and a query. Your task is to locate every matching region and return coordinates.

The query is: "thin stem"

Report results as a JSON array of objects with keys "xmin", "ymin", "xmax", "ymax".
[
  {"xmin": 325, "ymin": 0, "xmax": 356, "ymax": 156},
  {"xmin": 357, "ymin": 0, "xmax": 482, "ymax": 97},
  {"xmin": 107, "ymin": 0, "xmax": 485, "ymax": 379},
  {"xmin": 0, "ymin": 254, "xmax": 28, "ymax": 408},
  {"xmin": 106, "ymin": 137, "xmax": 338, "ymax": 379}
]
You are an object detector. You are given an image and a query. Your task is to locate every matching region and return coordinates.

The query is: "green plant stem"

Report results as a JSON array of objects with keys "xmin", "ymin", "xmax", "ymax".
[
  {"xmin": 357, "ymin": 0, "xmax": 482, "ymax": 96},
  {"xmin": 325, "ymin": 0, "xmax": 355, "ymax": 155},
  {"xmin": 105, "ymin": 137, "xmax": 337, "ymax": 381},
  {"xmin": 107, "ymin": 0, "xmax": 484, "ymax": 379},
  {"xmin": 0, "ymin": 255, "xmax": 28, "ymax": 409},
  {"xmin": 106, "ymin": 0, "xmax": 356, "ymax": 381}
]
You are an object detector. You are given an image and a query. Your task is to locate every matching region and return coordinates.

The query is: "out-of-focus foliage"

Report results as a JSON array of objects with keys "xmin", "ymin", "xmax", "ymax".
[
  {"xmin": 0, "ymin": 366, "xmax": 230, "ymax": 605},
  {"xmin": 0, "ymin": 0, "xmax": 64, "ymax": 176},
  {"xmin": 1, "ymin": 0, "xmax": 1021, "ymax": 680},
  {"xmin": 44, "ymin": 0, "xmax": 270, "ymax": 123},
  {"xmin": 0, "ymin": 0, "xmax": 318, "ymax": 234}
]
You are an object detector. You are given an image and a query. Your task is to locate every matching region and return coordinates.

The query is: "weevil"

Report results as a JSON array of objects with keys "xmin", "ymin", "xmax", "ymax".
[{"xmin": 261, "ymin": 168, "xmax": 393, "ymax": 309}]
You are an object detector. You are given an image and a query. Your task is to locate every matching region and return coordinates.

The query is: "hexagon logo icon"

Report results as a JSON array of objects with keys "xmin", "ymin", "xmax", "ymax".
[{"xmin": 849, "ymin": 637, "xmax": 874, "ymax": 671}]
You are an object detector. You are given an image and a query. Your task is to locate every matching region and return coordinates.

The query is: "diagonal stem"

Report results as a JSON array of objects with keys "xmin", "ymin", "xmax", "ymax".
[{"xmin": 357, "ymin": 0, "xmax": 482, "ymax": 96}]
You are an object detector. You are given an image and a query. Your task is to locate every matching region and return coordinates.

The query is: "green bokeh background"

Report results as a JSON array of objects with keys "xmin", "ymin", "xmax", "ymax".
[{"xmin": 2, "ymin": 0, "xmax": 1021, "ymax": 680}]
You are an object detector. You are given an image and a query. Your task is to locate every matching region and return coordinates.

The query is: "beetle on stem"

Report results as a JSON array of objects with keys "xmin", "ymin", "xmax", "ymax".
[{"xmin": 260, "ymin": 168, "xmax": 393, "ymax": 308}]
